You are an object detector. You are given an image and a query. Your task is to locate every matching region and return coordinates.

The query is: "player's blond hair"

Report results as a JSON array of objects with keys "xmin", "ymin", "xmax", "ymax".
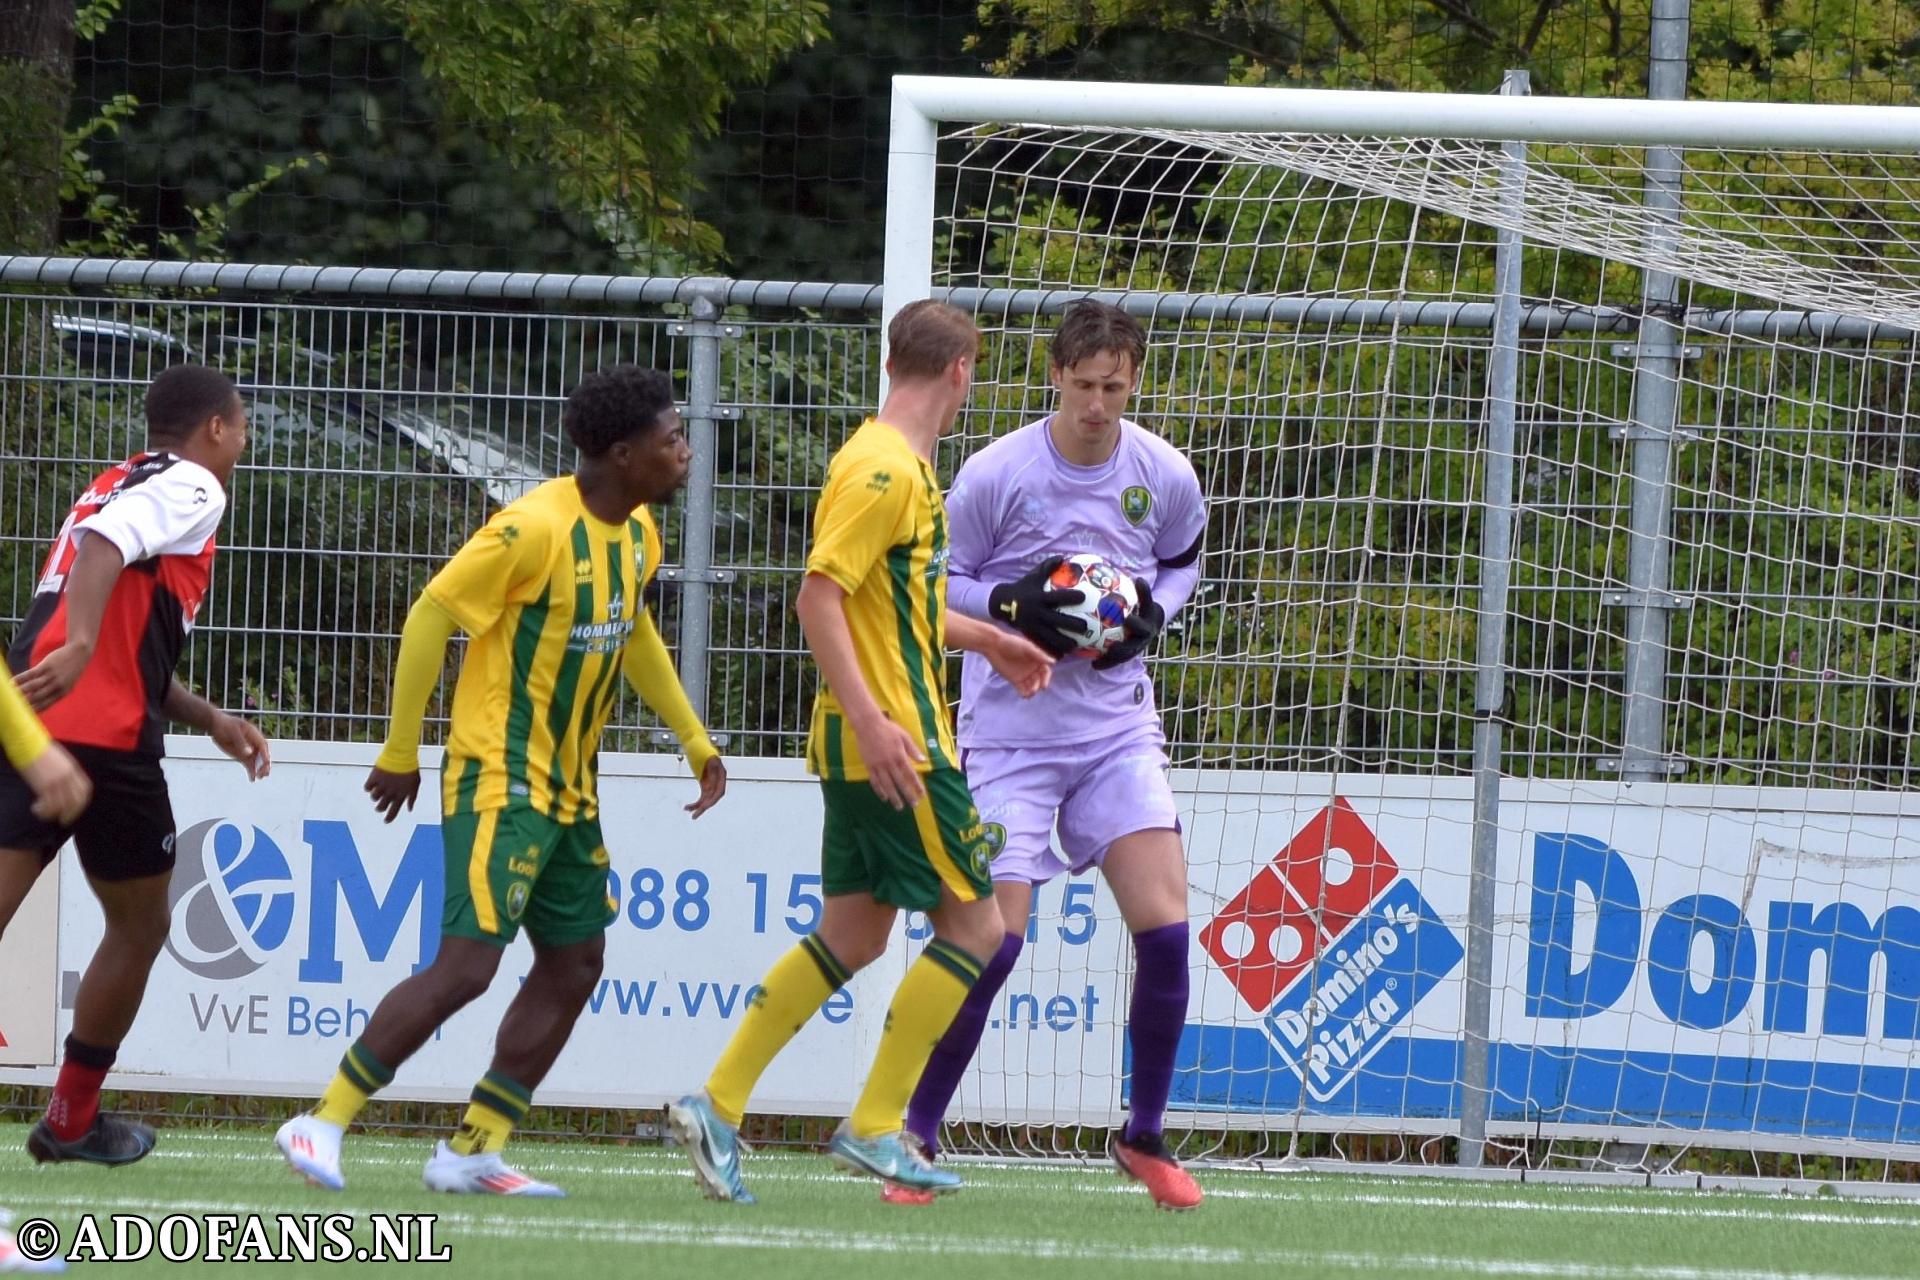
[{"xmin": 887, "ymin": 300, "xmax": 979, "ymax": 381}]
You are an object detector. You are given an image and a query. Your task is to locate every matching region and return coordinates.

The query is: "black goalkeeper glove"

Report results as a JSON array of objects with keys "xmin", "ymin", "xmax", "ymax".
[
  {"xmin": 1092, "ymin": 576, "xmax": 1165, "ymax": 670},
  {"xmin": 987, "ymin": 556, "xmax": 1085, "ymax": 657}
]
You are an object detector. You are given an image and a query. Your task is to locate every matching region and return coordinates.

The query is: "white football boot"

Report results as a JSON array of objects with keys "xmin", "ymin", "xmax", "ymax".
[
  {"xmin": 275, "ymin": 1114, "xmax": 346, "ymax": 1191},
  {"xmin": 422, "ymin": 1140, "xmax": 565, "ymax": 1197}
]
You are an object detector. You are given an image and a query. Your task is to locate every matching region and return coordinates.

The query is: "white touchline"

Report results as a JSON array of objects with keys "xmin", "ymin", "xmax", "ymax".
[
  {"xmin": 7, "ymin": 1189, "xmax": 1896, "ymax": 1280},
  {"xmin": 4, "ymin": 1192, "xmax": 1906, "ymax": 1280},
  {"xmin": 158, "ymin": 1131, "xmax": 1920, "ymax": 1229}
]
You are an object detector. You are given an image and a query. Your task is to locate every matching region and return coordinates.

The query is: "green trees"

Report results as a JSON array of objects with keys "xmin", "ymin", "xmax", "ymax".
[
  {"xmin": 58, "ymin": 0, "xmax": 831, "ymax": 271},
  {"xmin": 974, "ymin": 0, "xmax": 1920, "ymax": 104},
  {"xmin": 352, "ymin": 0, "xmax": 828, "ymax": 263},
  {"xmin": 0, "ymin": 0, "xmax": 78, "ymax": 252}
]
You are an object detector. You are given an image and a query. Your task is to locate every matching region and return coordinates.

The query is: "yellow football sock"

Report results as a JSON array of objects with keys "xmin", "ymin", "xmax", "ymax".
[
  {"xmin": 705, "ymin": 934, "xmax": 847, "ymax": 1126},
  {"xmin": 449, "ymin": 1072, "xmax": 532, "ymax": 1156},
  {"xmin": 313, "ymin": 1041, "xmax": 393, "ymax": 1128},
  {"xmin": 448, "ymin": 1102, "xmax": 515, "ymax": 1156},
  {"xmin": 849, "ymin": 938, "xmax": 985, "ymax": 1139}
]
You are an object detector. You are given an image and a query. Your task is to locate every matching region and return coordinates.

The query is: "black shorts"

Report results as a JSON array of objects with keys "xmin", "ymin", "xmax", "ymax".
[{"xmin": 0, "ymin": 745, "xmax": 176, "ymax": 882}]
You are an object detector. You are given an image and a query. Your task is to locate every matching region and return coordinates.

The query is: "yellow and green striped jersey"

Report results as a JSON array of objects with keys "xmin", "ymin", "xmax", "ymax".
[
  {"xmin": 426, "ymin": 478, "xmax": 662, "ymax": 822},
  {"xmin": 803, "ymin": 419, "xmax": 958, "ymax": 782}
]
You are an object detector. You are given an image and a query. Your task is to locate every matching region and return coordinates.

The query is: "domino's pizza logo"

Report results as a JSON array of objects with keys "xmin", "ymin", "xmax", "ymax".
[{"xmin": 1198, "ymin": 799, "xmax": 1463, "ymax": 1101}]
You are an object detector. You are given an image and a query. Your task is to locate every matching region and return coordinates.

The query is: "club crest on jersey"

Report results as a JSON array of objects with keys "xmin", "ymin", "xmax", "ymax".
[
  {"xmin": 1121, "ymin": 486, "xmax": 1152, "ymax": 526},
  {"xmin": 1198, "ymin": 799, "xmax": 1464, "ymax": 1102},
  {"xmin": 505, "ymin": 881, "xmax": 530, "ymax": 921},
  {"xmin": 980, "ymin": 823, "xmax": 1007, "ymax": 860},
  {"xmin": 967, "ymin": 840, "xmax": 992, "ymax": 879}
]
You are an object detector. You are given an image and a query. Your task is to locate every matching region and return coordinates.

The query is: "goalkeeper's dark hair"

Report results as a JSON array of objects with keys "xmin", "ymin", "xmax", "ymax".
[
  {"xmin": 564, "ymin": 364, "xmax": 679, "ymax": 458},
  {"xmin": 145, "ymin": 364, "xmax": 240, "ymax": 441},
  {"xmin": 1050, "ymin": 300, "xmax": 1146, "ymax": 375}
]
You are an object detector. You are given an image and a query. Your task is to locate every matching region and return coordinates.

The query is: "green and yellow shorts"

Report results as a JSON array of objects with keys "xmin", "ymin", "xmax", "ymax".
[
  {"xmin": 820, "ymin": 767, "xmax": 994, "ymax": 912},
  {"xmin": 441, "ymin": 803, "xmax": 615, "ymax": 947}
]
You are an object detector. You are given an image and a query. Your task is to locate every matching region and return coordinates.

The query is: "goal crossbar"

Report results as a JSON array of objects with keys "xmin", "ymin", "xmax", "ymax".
[{"xmin": 893, "ymin": 75, "xmax": 1920, "ymax": 152}]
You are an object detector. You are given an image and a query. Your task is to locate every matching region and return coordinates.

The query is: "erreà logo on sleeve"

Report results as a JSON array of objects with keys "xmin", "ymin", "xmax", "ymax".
[{"xmin": 1197, "ymin": 799, "xmax": 1463, "ymax": 1102}]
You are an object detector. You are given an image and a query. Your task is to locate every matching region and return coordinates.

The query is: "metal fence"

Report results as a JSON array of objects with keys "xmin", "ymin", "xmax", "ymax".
[
  {"xmin": 0, "ymin": 266, "xmax": 883, "ymax": 761},
  {"xmin": 3, "ymin": 256, "xmax": 1918, "ymax": 794}
]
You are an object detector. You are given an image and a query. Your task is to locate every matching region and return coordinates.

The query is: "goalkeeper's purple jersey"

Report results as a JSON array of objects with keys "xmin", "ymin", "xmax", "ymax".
[{"xmin": 946, "ymin": 415, "xmax": 1206, "ymax": 748}]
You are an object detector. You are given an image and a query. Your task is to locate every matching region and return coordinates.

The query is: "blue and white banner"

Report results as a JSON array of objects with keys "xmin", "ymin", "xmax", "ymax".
[
  {"xmin": 1175, "ymin": 776, "xmax": 1920, "ymax": 1150},
  {"xmin": 32, "ymin": 742, "xmax": 901, "ymax": 1113},
  {"xmin": 10, "ymin": 744, "xmax": 1920, "ymax": 1153},
  {"xmin": 8, "ymin": 740, "xmax": 1138, "ymax": 1122},
  {"xmin": 0, "ymin": 865, "xmax": 58, "ymax": 1066}
]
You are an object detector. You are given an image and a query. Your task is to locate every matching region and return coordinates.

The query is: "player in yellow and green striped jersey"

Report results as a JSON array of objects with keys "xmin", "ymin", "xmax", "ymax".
[
  {"xmin": 670, "ymin": 300, "xmax": 1057, "ymax": 1204},
  {"xmin": 276, "ymin": 365, "xmax": 726, "ymax": 1198}
]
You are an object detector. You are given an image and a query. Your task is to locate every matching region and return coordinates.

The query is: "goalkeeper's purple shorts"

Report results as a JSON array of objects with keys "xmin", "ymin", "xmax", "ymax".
[{"xmin": 960, "ymin": 720, "xmax": 1179, "ymax": 885}]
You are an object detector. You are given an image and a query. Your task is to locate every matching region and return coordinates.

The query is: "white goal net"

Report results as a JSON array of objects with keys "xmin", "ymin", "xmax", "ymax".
[{"xmin": 891, "ymin": 79, "xmax": 1920, "ymax": 1168}]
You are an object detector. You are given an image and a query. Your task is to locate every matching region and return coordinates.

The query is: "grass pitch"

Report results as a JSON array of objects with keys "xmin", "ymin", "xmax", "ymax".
[{"xmin": 1, "ymin": 1123, "xmax": 1914, "ymax": 1277}]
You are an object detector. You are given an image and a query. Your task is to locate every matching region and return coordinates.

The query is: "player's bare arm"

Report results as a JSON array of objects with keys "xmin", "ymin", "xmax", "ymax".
[
  {"xmin": 16, "ymin": 533, "xmax": 124, "ymax": 711},
  {"xmin": 363, "ymin": 766, "xmax": 420, "ymax": 824},
  {"xmin": 947, "ymin": 613, "xmax": 1055, "ymax": 698},
  {"xmin": 686, "ymin": 757, "xmax": 727, "ymax": 817},
  {"xmin": 163, "ymin": 678, "xmax": 271, "ymax": 780},
  {"xmin": 18, "ymin": 742, "xmax": 91, "ymax": 824},
  {"xmin": 796, "ymin": 571, "xmax": 926, "ymax": 811}
]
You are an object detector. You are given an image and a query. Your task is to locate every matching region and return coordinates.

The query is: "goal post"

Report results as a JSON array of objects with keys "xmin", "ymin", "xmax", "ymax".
[{"xmin": 885, "ymin": 74, "xmax": 1920, "ymax": 1169}]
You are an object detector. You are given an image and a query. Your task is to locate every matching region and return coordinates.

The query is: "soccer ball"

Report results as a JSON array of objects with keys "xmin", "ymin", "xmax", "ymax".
[{"xmin": 1048, "ymin": 553, "xmax": 1138, "ymax": 658}]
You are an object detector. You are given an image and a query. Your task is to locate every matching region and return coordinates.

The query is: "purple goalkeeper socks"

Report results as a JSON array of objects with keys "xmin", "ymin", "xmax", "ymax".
[
  {"xmin": 905, "ymin": 930, "xmax": 1024, "ymax": 1154},
  {"xmin": 1123, "ymin": 921, "xmax": 1191, "ymax": 1144}
]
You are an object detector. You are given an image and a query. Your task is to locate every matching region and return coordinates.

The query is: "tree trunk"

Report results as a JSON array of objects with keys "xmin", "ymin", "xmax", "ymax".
[{"xmin": 0, "ymin": 0, "xmax": 75, "ymax": 252}]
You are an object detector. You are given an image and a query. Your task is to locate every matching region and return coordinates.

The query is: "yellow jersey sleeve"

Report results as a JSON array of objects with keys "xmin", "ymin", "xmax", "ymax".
[
  {"xmin": 0, "ymin": 667, "xmax": 52, "ymax": 770},
  {"xmin": 619, "ymin": 506, "xmax": 714, "ymax": 774},
  {"xmin": 424, "ymin": 505, "xmax": 554, "ymax": 636},
  {"xmin": 631, "ymin": 511, "xmax": 664, "ymax": 592},
  {"xmin": 373, "ymin": 593, "xmax": 461, "ymax": 773},
  {"xmin": 806, "ymin": 453, "xmax": 912, "ymax": 594},
  {"xmin": 621, "ymin": 611, "xmax": 718, "ymax": 778}
]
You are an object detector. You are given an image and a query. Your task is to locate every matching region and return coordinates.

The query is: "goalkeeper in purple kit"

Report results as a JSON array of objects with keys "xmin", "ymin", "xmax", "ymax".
[{"xmin": 902, "ymin": 301, "xmax": 1208, "ymax": 1209}]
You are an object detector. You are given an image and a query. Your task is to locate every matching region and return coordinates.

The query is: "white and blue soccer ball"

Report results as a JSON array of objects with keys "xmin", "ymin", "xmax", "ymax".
[{"xmin": 1048, "ymin": 553, "xmax": 1139, "ymax": 658}]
